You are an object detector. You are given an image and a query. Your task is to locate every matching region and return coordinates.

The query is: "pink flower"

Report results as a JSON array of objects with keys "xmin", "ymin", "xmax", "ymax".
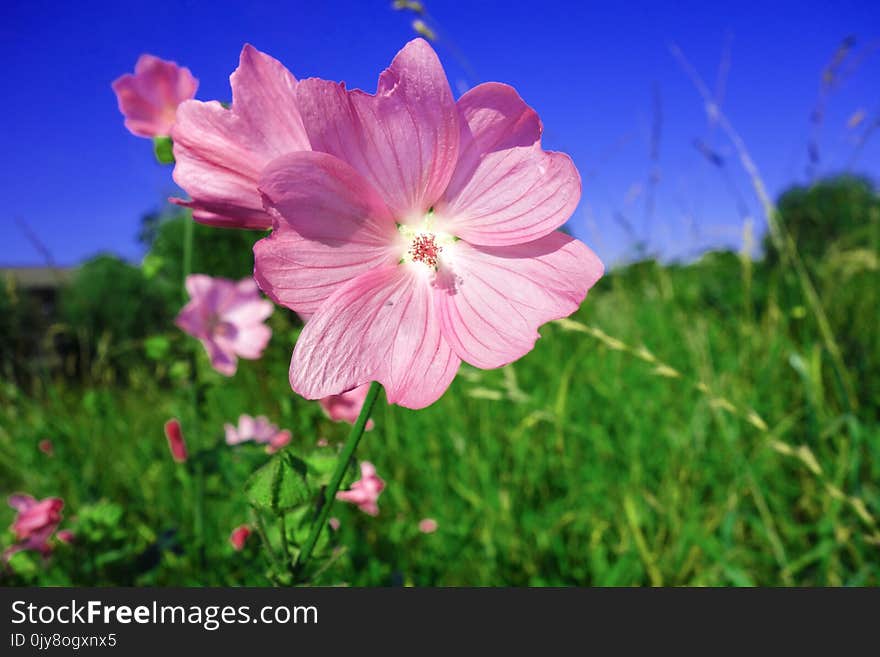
[
  {"xmin": 112, "ymin": 54, "xmax": 198, "ymax": 138},
  {"xmin": 229, "ymin": 525, "xmax": 251, "ymax": 551},
  {"xmin": 251, "ymin": 39, "xmax": 603, "ymax": 409},
  {"xmin": 418, "ymin": 518, "xmax": 438, "ymax": 534},
  {"xmin": 266, "ymin": 430, "xmax": 291, "ymax": 454},
  {"xmin": 175, "ymin": 275, "xmax": 273, "ymax": 376},
  {"xmin": 336, "ymin": 462, "xmax": 385, "ymax": 516},
  {"xmin": 164, "ymin": 418, "xmax": 188, "ymax": 463},
  {"xmin": 171, "ymin": 45, "xmax": 310, "ymax": 229},
  {"xmin": 4, "ymin": 495, "xmax": 64, "ymax": 559},
  {"xmin": 319, "ymin": 384, "xmax": 375, "ymax": 430},
  {"xmin": 38, "ymin": 439, "xmax": 53, "ymax": 456},
  {"xmin": 56, "ymin": 530, "xmax": 75, "ymax": 544},
  {"xmin": 224, "ymin": 414, "xmax": 291, "ymax": 453},
  {"xmin": 328, "ymin": 517, "xmax": 341, "ymax": 531}
]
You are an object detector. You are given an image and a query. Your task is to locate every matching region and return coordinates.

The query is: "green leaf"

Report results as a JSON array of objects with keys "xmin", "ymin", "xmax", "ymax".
[
  {"xmin": 153, "ymin": 136, "xmax": 175, "ymax": 165},
  {"xmin": 144, "ymin": 335, "xmax": 170, "ymax": 360},
  {"xmin": 246, "ymin": 452, "xmax": 312, "ymax": 514}
]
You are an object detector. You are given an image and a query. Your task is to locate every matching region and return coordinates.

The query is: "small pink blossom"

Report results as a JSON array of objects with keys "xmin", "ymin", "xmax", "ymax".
[
  {"xmin": 4, "ymin": 494, "xmax": 64, "ymax": 560},
  {"xmin": 38, "ymin": 439, "xmax": 53, "ymax": 456},
  {"xmin": 224, "ymin": 415, "xmax": 291, "ymax": 453},
  {"xmin": 164, "ymin": 418, "xmax": 188, "ymax": 463},
  {"xmin": 336, "ymin": 462, "xmax": 385, "ymax": 516},
  {"xmin": 56, "ymin": 530, "xmax": 75, "ymax": 544},
  {"xmin": 175, "ymin": 275, "xmax": 273, "ymax": 376},
  {"xmin": 418, "ymin": 518, "xmax": 438, "ymax": 534},
  {"xmin": 112, "ymin": 54, "xmax": 198, "ymax": 138},
  {"xmin": 328, "ymin": 517, "xmax": 341, "ymax": 531},
  {"xmin": 229, "ymin": 525, "xmax": 251, "ymax": 551},
  {"xmin": 249, "ymin": 39, "xmax": 603, "ymax": 409},
  {"xmin": 319, "ymin": 385, "xmax": 375, "ymax": 430}
]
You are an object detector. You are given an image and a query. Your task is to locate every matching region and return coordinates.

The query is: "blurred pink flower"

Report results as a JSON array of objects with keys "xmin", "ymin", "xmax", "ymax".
[
  {"xmin": 328, "ymin": 517, "xmax": 341, "ymax": 531},
  {"xmin": 336, "ymin": 462, "xmax": 385, "ymax": 516},
  {"xmin": 253, "ymin": 38, "xmax": 603, "ymax": 409},
  {"xmin": 418, "ymin": 518, "xmax": 438, "ymax": 534},
  {"xmin": 224, "ymin": 415, "xmax": 291, "ymax": 453},
  {"xmin": 56, "ymin": 530, "xmax": 75, "ymax": 544},
  {"xmin": 175, "ymin": 275, "xmax": 273, "ymax": 376},
  {"xmin": 319, "ymin": 385, "xmax": 375, "ymax": 430},
  {"xmin": 4, "ymin": 494, "xmax": 64, "ymax": 560},
  {"xmin": 164, "ymin": 418, "xmax": 188, "ymax": 463},
  {"xmin": 112, "ymin": 54, "xmax": 198, "ymax": 138},
  {"xmin": 171, "ymin": 45, "xmax": 310, "ymax": 229},
  {"xmin": 38, "ymin": 439, "xmax": 53, "ymax": 456},
  {"xmin": 229, "ymin": 525, "xmax": 251, "ymax": 551}
]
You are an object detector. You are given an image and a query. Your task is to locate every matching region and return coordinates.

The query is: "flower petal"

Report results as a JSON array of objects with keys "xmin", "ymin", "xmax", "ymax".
[
  {"xmin": 448, "ymin": 82, "xmax": 542, "ymax": 188},
  {"xmin": 289, "ymin": 265, "xmax": 460, "ymax": 409},
  {"xmin": 435, "ymin": 145, "xmax": 581, "ymax": 246},
  {"xmin": 171, "ymin": 44, "xmax": 309, "ymax": 229},
  {"xmin": 435, "ymin": 232, "xmax": 603, "ymax": 369},
  {"xmin": 295, "ymin": 38, "xmax": 459, "ymax": 220},
  {"xmin": 255, "ymin": 151, "xmax": 400, "ymax": 316}
]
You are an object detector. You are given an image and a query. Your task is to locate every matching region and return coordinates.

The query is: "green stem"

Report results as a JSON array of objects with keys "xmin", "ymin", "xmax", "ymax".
[
  {"xmin": 293, "ymin": 381, "xmax": 382, "ymax": 578},
  {"xmin": 181, "ymin": 215, "xmax": 205, "ymax": 573}
]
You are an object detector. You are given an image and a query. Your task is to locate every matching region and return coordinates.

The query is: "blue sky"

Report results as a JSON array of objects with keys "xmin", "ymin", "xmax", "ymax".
[{"xmin": 1, "ymin": 0, "xmax": 878, "ymax": 267}]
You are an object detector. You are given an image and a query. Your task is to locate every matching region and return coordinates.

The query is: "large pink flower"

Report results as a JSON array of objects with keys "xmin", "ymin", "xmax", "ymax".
[
  {"xmin": 319, "ymin": 384, "xmax": 375, "ymax": 430},
  {"xmin": 4, "ymin": 494, "xmax": 64, "ymax": 560},
  {"xmin": 253, "ymin": 39, "xmax": 603, "ymax": 409},
  {"xmin": 112, "ymin": 54, "xmax": 198, "ymax": 138},
  {"xmin": 171, "ymin": 45, "xmax": 310, "ymax": 229},
  {"xmin": 175, "ymin": 275, "xmax": 273, "ymax": 376},
  {"xmin": 336, "ymin": 462, "xmax": 385, "ymax": 516}
]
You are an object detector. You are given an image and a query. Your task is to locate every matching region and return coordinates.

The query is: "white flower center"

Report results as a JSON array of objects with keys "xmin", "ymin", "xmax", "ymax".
[{"xmin": 399, "ymin": 219, "xmax": 455, "ymax": 270}]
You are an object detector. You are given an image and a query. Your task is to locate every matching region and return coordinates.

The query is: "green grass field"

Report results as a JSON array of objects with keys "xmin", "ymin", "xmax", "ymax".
[{"xmin": 2, "ymin": 226, "xmax": 878, "ymax": 585}]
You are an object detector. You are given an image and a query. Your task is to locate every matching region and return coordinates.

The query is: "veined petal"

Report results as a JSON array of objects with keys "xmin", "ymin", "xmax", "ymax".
[
  {"xmin": 255, "ymin": 151, "xmax": 400, "ymax": 316},
  {"xmin": 449, "ymin": 82, "xmax": 542, "ymax": 188},
  {"xmin": 435, "ymin": 232, "xmax": 603, "ymax": 369},
  {"xmin": 171, "ymin": 44, "xmax": 309, "ymax": 229},
  {"xmin": 289, "ymin": 265, "xmax": 460, "ymax": 409},
  {"xmin": 295, "ymin": 38, "xmax": 459, "ymax": 220},
  {"xmin": 435, "ymin": 145, "xmax": 581, "ymax": 246}
]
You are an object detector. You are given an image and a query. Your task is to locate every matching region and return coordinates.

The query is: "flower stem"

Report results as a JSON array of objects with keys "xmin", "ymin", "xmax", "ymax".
[
  {"xmin": 181, "ymin": 215, "xmax": 205, "ymax": 573},
  {"xmin": 293, "ymin": 381, "xmax": 382, "ymax": 578}
]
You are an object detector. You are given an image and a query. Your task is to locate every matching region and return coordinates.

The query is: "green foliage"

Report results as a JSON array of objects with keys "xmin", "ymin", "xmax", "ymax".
[
  {"xmin": 152, "ymin": 136, "xmax": 175, "ymax": 165},
  {"xmin": 766, "ymin": 175, "xmax": 880, "ymax": 266},
  {"xmin": 58, "ymin": 254, "xmax": 169, "ymax": 378},
  {"xmin": 1, "ymin": 177, "xmax": 878, "ymax": 586},
  {"xmin": 245, "ymin": 452, "xmax": 312, "ymax": 514}
]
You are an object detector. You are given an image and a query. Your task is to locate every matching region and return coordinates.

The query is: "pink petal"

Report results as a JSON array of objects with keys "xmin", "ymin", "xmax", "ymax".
[
  {"xmin": 229, "ymin": 525, "xmax": 251, "ymax": 551},
  {"xmin": 435, "ymin": 231, "xmax": 603, "ymax": 369},
  {"xmin": 112, "ymin": 54, "xmax": 198, "ymax": 138},
  {"xmin": 164, "ymin": 419, "xmax": 188, "ymax": 463},
  {"xmin": 435, "ymin": 145, "xmax": 581, "ymax": 247},
  {"xmin": 418, "ymin": 518, "xmax": 438, "ymax": 533},
  {"xmin": 289, "ymin": 265, "xmax": 460, "ymax": 409},
  {"xmin": 319, "ymin": 384, "xmax": 376, "ymax": 430},
  {"xmin": 171, "ymin": 44, "xmax": 309, "ymax": 229},
  {"xmin": 203, "ymin": 336, "xmax": 238, "ymax": 376},
  {"xmin": 231, "ymin": 323, "xmax": 272, "ymax": 360},
  {"xmin": 8, "ymin": 494, "xmax": 36, "ymax": 513},
  {"xmin": 224, "ymin": 423, "xmax": 242, "ymax": 445},
  {"xmin": 447, "ymin": 82, "xmax": 542, "ymax": 189},
  {"xmin": 266, "ymin": 430, "xmax": 291, "ymax": 453},
  {"xmin": 255, "ymin": 151, "xmax": 400, "ymax": 316},
  {"xmin": 295, "ymin": 38, "xmax": 459, "ymax": 220}
]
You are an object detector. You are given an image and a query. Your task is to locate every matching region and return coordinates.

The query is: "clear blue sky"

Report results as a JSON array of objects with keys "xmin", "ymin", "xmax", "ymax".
[{"xmin": 2, "ymin": 0, "xmax": 878, "ymax": 267}]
